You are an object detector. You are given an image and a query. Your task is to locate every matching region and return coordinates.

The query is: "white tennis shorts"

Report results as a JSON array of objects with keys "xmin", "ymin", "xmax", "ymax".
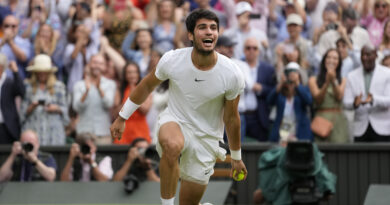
[{"xmin": 156, "ymin": 109, "xmax": 226, "ymax": 185}]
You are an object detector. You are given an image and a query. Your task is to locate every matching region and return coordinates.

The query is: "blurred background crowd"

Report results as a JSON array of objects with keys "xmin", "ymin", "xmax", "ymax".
[{"xmin": 0, "ymin": 0, "xmax": 390, "ymax": 149}]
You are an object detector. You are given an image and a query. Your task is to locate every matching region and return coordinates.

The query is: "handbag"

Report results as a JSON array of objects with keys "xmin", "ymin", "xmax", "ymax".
[{"xmin": 311, "ymin": 116, "xmax": 333, "ymax": 138}]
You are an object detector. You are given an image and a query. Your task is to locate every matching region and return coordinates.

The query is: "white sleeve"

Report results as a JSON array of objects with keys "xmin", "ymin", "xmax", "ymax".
[
  {"xmin": 225, "ymin": 64, "xmax": 245, "ymax": 100},
  {"xmin": 155, "ymin": 50, "xmax": 174, "ymax": 81},
  {"xmin": 98, "ymin": 156, "xmax": 113, "ymax": 179}
]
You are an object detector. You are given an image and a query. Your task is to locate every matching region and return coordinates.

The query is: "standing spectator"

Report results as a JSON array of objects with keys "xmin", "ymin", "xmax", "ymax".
[
  {"xmin": 0, "ymin": 130, "xmax": 57, "ymax": 182},
  {"xmin": 113, "ymin": 138, "xmax": 160, "ymax": 182},
  {"xmin": 60, "ymin": 133, "xmax": 113, "ymax": 181},
  {"xmin": 20, "ymin": 54, "xmax": 68, "ymax": 146},
  {"xmin": 72, "ymin": 54, "xmax": 116, "ymax": 145},
  {"xmin": 195, "ymin": 0, "xmax": 227, "ymax": 30},
  {"xmin": 0, "ymin": 55, "xmax": 24, "ymax": 144},
  {"xmin": 267, "ymin": 63, "xmax": 313, "ymax": 143},
  {"xmin": 344, "ymin": 45, "xmax": 390, "ymax": 142},
  {"xmin": 382, "ymin": 54, "xmax": 390, "ymax": 67},
  {"xmin": 379, "ymin": 20, "xmax": 390, "ymax": 52},
  {"xmin": 242, "ymin": 37, "xmax": 276, "ymax": 141},
  {"xmin": 113, "ymin": 62, "xmax": 152, "ymax": 145},
  {"xmin": 63, "ymin": 24, "xmax": 99, "ymax": 92},
  {"xmin": 0, "ymin": 15, "xmax": 31, "ymax": 78},
  {"xmin": 224, "ymin": 1, "xmax": 268, "ymax": 60},
  {"xmin": 121, "ymin": 27, "xmax": 154, "ymax": 77},
  {"xmin": 360, "ymin": 0, "xmax": 390, "ymax": 48},
  {"xmin": 336, "ymin": 38, "xmax": 357, "ymax": 78},
  {"xmin": 146, "ymin": 0, "xmax": 177, "ymax": 53},
  {"xmin": 275, "ymin": 43, "xmax": 309, "ymax": 84},
  {"xmin": 308, "ymin": 48, "xmax": 349, "ymax": 143}
]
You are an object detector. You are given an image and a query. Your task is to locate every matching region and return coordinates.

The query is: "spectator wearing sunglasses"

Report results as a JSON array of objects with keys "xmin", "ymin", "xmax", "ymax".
[
  {"xmin": 0, "ymin": 15, "xmax": 32, "ymax": 79},
  {"xmin": 361, "ymin": 0, "xmax": 390, "ymax": 48}
]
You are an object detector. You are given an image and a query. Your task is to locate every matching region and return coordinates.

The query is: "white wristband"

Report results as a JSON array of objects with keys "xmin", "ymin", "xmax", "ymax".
[
  {"xmin": 230, "ymin": 149, "xmax": 241, "ymax": 161},
  {"xmin": 118, "ymin": 98, "xmax": 140, "ymax": 120}
]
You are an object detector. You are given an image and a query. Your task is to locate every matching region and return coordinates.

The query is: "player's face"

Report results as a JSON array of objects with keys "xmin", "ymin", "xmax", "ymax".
[{"xmin": 189, "ymin": 18, "xmax": 219, "ymax": 55}]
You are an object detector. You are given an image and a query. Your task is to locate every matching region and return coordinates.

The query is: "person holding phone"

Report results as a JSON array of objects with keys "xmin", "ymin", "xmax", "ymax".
[{"xmin": 20, "ymin": 54, "xmax": 68, "ymax": 145}]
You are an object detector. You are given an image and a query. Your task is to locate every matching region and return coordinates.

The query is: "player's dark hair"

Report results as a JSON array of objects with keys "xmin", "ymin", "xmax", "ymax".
[{"xmin": 185, "ymin": 9, "xmax": 219, "ymax": 34}]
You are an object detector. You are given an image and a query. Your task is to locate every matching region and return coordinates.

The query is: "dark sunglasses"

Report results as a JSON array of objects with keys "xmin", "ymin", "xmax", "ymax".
[
  {"xmin": 245, "ymin": 46, "xmax": 258, "ymax": 51},
  {"xmin": 3, "ymin": 24, "xmax": 17, "ymax": 29},
  {"xmin": 375, "ymin": 3, "xmax": 388, "ymax": 9}
]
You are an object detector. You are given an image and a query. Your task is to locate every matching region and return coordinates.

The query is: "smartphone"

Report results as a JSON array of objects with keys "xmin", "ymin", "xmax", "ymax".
[
  {"xmin": 38, "ymin": 99, "xmax": 45, "ymax": 105},
  {"xmin": 249, "ymin": 13, "xmax": 261, "ymax": 19}
]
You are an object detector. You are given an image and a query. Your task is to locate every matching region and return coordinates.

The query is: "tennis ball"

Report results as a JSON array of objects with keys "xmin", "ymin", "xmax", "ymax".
[{"xmin": 233, "ymin": 170, "xmax": 245, "ymax": 181}]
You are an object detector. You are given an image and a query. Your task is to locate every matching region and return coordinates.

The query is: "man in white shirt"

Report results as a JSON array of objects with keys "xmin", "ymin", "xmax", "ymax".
[{"xmin": 111, "ymin": 9, "xmax": 247, "ymax": 205}]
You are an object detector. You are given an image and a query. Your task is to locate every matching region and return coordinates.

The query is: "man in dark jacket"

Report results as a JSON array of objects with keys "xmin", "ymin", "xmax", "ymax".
[{"xmin": 0, "ymin": 53, "xmax": 25, "ymax": 144}]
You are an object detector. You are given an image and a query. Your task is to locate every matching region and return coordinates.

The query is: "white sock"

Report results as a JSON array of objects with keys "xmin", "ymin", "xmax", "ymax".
[{"xmin": 161, "ymin": 197, "xmax": 175, "ymax": 205}]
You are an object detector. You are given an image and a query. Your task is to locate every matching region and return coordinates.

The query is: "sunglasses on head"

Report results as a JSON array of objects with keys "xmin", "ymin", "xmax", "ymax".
[
  {"xmin": 375, "ymin": 3, "xmax": 388, "ymax": 9},
  {"xmin": 245, "ymin": 46, "xmax": 258, "ymax": 51},
  {"xmin": 3, "ymin": 24, "xmax": 17, "ymax": 29}
]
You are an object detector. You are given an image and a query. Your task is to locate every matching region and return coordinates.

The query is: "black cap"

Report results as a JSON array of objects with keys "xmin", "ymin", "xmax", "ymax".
[{"xmin": 216, "ymin": 35, "xmax": 237, "ymax": 47}]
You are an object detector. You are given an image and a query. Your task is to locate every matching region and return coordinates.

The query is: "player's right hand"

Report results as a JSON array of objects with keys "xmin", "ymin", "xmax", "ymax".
[{"xmin": 110, "ymin": 117, "xmax": 126, "ymax": 140}]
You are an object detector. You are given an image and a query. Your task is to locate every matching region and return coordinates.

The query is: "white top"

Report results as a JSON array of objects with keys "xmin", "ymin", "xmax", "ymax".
[
  {"xmin": 0, "ymin": 73, "xmax": 6, "ymax": 123},
  {"xmin": 155, "ymin": 47, "xmax": 245, "ymax": 139}
]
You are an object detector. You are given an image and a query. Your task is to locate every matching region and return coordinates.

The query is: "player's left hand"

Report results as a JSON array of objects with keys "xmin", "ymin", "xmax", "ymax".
[{"xmin": 230, "ymin": 159, "xmax": 248, "ymax": 181}]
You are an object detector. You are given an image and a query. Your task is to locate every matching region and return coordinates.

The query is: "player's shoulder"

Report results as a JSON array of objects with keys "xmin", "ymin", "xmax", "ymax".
[
  {"xmin": 162, "ymin": 47, "xmax": 192, "ymax": 61},
  {"xmin": 217, "ymin": 54, "xmax": 244, "ymax": 77}
]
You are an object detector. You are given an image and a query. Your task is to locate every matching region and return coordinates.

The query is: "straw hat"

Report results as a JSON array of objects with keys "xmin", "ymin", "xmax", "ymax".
[{"xmin": 27, "ymin": 54, "xmax": 57, "ymax": 72}]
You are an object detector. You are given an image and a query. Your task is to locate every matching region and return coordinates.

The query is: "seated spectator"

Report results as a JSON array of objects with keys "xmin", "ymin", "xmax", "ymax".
[
  {"xmin": 20, "ymin": 54, "xmax": 68, "ymax": 146},
  {"xmin": 267, "ymin": 62, "xmax": 313, "ymax": 143},
  {"xmin": 60, "ymin": 133, "xmax": 113, "ymax": 182},
  {"xmin": 360, "ymin": 0, "xmax": 390, "ymax": 48},
  {"xmin": 113, "ymin": 62, "xmax": 152, "ymax": 145},
  {"xmin": 72, "ymin": 54, "xmax": 116, "ymax": 145},
  {"xmin": 308, "ymin": 48, "xmax": 349, "ymax": 143},
  {"xmin": 0, "ymin": 15, "xmax": 32, "ymax": 78},
  {"xmin": 0, "ymin": 130, "xmax": 57, "ymax": 182},
  {"xmin": 344, "ymin": 45, "xmax": 390, "ymax": 142},
  {"xmin": 0, "ymin": 54, "xmax": 25, "ymax": 144},
  {"xmin": 121, "ymin": 26, "xmax": 154, "ymax": 77},
  {"xmin": 113, "ymin": 138, "xmax": 160, "ymax": 182}
]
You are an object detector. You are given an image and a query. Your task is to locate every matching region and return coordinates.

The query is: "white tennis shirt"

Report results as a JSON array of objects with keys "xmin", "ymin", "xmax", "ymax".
[{"xmin": 155, "ymin": 47, "xmax": 245, "ymax": 139}]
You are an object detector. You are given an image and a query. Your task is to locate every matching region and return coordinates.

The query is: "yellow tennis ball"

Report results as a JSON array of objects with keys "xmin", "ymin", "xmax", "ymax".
[{"xmin": 233, "ymin": 170, "xmax": 245, "ymax": 181}]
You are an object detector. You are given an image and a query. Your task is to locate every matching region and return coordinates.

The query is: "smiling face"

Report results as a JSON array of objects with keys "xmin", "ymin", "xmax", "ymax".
[
  {"xmin": 325, "ymin": 50, "xmax": 340, "ymax": 71},
  {"xmin": 136, "ymin": 30, "xmax": 153, "ymax": 50},
  {"xmin": 188, "ymin": 18, "xmax": 219, "ymax": 55},
  {"xmin": 38, "ymin": 24, "xmax": 53, "ymax": 40},
  {"xmin": 125, "ymin": 63, "xmax": 140, "ymax": 86},
  {"xmin": 374, "ymin": 0, "xmax": 389, "ymax": 20}
]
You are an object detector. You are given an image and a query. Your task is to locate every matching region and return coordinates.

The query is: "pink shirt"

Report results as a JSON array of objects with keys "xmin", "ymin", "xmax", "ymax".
[{"xmin": 360, "ymin": 14, "xmax": 389, "ymax": 48}]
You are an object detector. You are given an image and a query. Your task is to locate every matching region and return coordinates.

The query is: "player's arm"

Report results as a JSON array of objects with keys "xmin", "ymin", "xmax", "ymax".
[
  {"xmin": 111, "ymin": 70, "xmax": 163, "ymax": 139},
  {"xmin": 223, "ymin": 96, "xmax": 247, "ymax": 181}
]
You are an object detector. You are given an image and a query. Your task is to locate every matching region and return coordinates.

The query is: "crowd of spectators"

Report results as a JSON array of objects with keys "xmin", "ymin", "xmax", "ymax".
[{"xmin": 1, "ymin": 0, "xmax": 390, "ymax": 182}]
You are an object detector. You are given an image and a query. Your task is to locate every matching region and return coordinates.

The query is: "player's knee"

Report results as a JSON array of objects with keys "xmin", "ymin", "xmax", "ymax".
[{"xmin": 161, "ymin": 140, "xmax": 182, "ymax": 160}]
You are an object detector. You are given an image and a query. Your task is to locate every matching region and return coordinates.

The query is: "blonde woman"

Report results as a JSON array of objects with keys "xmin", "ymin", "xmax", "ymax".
[{"xmin": 20, "ymin": 54, "xmax": 68, "ymax": 145}]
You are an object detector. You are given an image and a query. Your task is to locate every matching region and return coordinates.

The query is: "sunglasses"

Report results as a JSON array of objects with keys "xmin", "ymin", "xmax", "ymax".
[
  {"xmin": 375, "ymin": 3, "xmax": 388, "ymax": 9},
  {"xmin": 245, "ymin": 46, "xmax": 258, "ymax": 51},
  {"xmin": 3, "ymin": 24, "xmax": 17, "ymax": 29}
]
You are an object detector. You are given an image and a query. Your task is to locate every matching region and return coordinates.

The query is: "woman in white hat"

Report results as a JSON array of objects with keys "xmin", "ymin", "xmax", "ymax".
[{"xmin": 20, "ymin": 54, "xmax": 69, "ymax": 145}]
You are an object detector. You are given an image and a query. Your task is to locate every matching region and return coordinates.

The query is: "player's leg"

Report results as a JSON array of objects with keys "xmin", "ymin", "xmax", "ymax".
[
  {"xmin": 158, "ymin": 122, "xmax": 185, "ymax": 200},
  {"xmin": 179, "ymin": 179, "xmax": 207, "ymax": 205}
]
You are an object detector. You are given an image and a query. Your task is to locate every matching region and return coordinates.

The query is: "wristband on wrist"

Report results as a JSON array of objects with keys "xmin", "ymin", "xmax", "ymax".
[
  {"xmin": 230, "ymin": 149, "xmax": 241, "ymax": 161},
  {"xmin": 91, "ymin": 162, "xmax": 98, "ymax": 168},
  {"xmin": 119, "ymin": 98, "xmax": 140, "ymax": 120}
]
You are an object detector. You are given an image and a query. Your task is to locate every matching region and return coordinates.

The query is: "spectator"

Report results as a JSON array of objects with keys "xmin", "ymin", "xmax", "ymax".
[
  {"xmin": 0, "ymin": 15, "xmax": 32, "ymax": 78},
  {"xmin": 275, "ymin": 43, "xmax": 309, "ymax": 84},
  {"xmin": 0, "ymin": 130, "xmax": 57, "ymax": 182},
  {"xmin": 361, "ymin": 0, "xmax": 390, "ymax": 48},
  {"xmin": 72, "ymin": 54, "xmax": 116, "ymax": 145},
  {"xmin": 344, "ymin": 45, "xmax": 390, "ymax": 142},
  {"xmin": 312, "ymin": 2, "xmax": 341, "ymax": 46},
  {"xmin": 0, "ymin": 55, "xmax": 24, "ymax": 144},
  {"xmin": 20, "ymin": 54, "xmax": 68, "ymax": 146},
  {"xmin": 382, "ymin": 54, "xmax": 390, "ymax": 67},
  {"xmin": 308, "ymin": 48, "xmax": 349, "ymax": 143},
  {"xmin": 19, "ymin": 0, "xmax": 61, "ymax": 41},
  {"xmin": 146, "ymin": 0, "xmax": 177, "ymax": 53},
  {"xmin": 336, "ymin": 38, "xmax": 357, "ymax": 78},
  {"xmin": 121, "ymin": 26, "xmax": 154, "ymax": 77},
  {"xmin": 99, "ymin": 35, "xmax": 126, "ymax": 81},
  {"xmin": 379, "ymin": 20, "xmax": 390, "ymax": 52},
  {"xmin": 113, "ymin": 138, "xmax": 160, "ymax": 182},
  {"xmin": 195, "ymin": 0, "xmax": 227, "ymax": 31},
  {"xmin": 242, "ymin": 37, "xmax": 276, "ymax": 141},
  {"xmin": 60, "ymin": 133, "xmax": 113, "ymax": 181},
  {"xmin": 113, "ymin": 62, "xmax": 152, "ymax": 145},
  {"xmin": 63, "ymin": 24, "xmax": 99, "ymax": 92},
  {"xmin": 267, "ymin": 62, "xmax": 313, "ymax": 143},
  {"xmin": 224, "ymin": 1, "xmax": 269, "ymax": 60}
]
